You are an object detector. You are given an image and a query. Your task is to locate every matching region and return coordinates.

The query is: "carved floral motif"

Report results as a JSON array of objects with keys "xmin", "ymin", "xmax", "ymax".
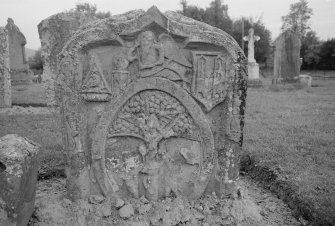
[{"xmin": 106, "ymin": 90, "xmax": 206, "ymax": 200}]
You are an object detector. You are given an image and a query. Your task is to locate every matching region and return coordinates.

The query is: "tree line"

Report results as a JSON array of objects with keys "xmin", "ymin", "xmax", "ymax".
[
  {"xmin": 180, "ymin": 0, "xmax": 334, "ymax": 70},
  {"xmin": 29, "ymin": 1, "xmax": 335, "ymax": 72}
]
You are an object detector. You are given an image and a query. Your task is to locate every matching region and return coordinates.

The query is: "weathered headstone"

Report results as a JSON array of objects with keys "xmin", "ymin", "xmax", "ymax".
[
  {"xmin": 5, "ymin": 18, "xmax": 32, "ymax": 85},
  {"xmin": 0, "ymin": 134, "xmax": 39, "ymax": 226},
  {"xmin": 56, "ymin": 7, "xmax": 247, "ymax": 224},
  {"xmin": 273, "ymin": 30, "xmax": 302, "ymax": 83},
  {"xmin": 243, "ymin": 28, "xmax": 262, "ymax": 87},
  {"xmin": 0, "ymin": 27, "xmax": 11, "ymax": 108},
  {"xmin": 38, "ymin": 12, "xmax": 98, "ymax": 106}
]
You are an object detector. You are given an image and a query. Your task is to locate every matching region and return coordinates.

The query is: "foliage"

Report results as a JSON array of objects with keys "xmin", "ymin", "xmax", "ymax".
[
  {"xmin": 301, "ymin": 31, "xmax": 321, "ymax": 69},
  {"xmin": 318, "ymin": 39, "xmax": 335, "ymax": 70},
  {"xmin": 180, "ymin": 0, "xmax": 206, "ymax": 22},
  {"xmin": 74, "ymin": 2, "xmax": 111, "ymax": 19},
  {"xmin": 205, "ymin": 0, "xmax": 232, "ymax": 33},
  {"xmin": 180, "ymin": 0, "xmax": 232, "ymax": 33},
  {"xmin": 281, "ymin": 0, "xmax": 313, "ymax": 36},
  {"xmin": 28, "ymin": 48, "xmax": 43, "ymax": 71},
  {"xmin": 303, "ymin": 44, "xmax": 321, "ymax": 67}
]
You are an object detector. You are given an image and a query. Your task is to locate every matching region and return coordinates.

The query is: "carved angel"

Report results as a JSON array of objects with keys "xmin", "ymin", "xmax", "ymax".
[{"xmin": 128, "ymin": 31, "xmax": 164, "ymax": 70}]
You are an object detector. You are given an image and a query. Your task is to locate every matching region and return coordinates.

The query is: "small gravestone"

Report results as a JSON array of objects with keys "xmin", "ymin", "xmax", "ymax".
[
  {"xmin": 273, "ymin": 30, "xmax": 302, "ymax": 83},
  {"xmin": 5, "ymin": 18, "xmax": 33, "ymax": 85},
  {"xmin": 0, "ymin": 27, "xmax": 11, "ymax": 108},
  {"xmin": 38, "ymin": 12, "xmax": 98, "ymax": 106},
  {"xmin": 243, "ymin": 28, "xmax": 262, "ymax": 87},
  {"xmin": 0, "ymin": 134, "xmax": 39, "ymax": 226},
  {"xmin": 54, "ymin": 6, "xmax": 248, "ymax": 225}
]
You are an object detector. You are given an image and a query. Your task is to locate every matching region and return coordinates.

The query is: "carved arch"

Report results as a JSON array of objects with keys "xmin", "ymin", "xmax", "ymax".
[{"xmin": 92, "ymin": 77, "xmax": 215, "ymax": 197}]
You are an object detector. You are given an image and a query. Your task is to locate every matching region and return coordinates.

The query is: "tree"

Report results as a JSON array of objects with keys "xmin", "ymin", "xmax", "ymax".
[
  {"xmin": 318, "ymin": 39, "xmax": 335, "ymax": 70},
  {"xmin": 301, "ymin": 31, "xmax": 321, "ymax": 69},
  {"xmin": 303, "ymin": 43, "xmax": 321, "ymax": 69},
  {"xmin": 74, "ymin": 2, "xmax": 111, "ymax": 19},
  {"xmin": 205, "ymin": 0, "xmax": 232, "ymax": 33},
  {"xmin": 281, "ymin": 0, "xmax": 313, "ymax": 36},
  {"xmin": 179, "ymin": 0, "xmax": 232, "ymax": 32},
  {"xmin": 28, "ymin": 49, "xmax": 43, "ymax": 71},
  {"xmin": 179, "ymin": 0, "xmax": 271, "ymax": 62},
  {"xmin": 179, "ymin": 0, "xmax": 207, "ymax": 22}
]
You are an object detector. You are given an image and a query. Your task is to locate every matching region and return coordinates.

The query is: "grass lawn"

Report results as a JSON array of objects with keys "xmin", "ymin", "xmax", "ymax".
[
  {"xmin": 12, "ymin": 83, "xmax": 47, "ymax": 106},
  {"xmin": 243, "ymin": 78, "xmax": 335, "ymax": 223},
  {"xmin": 1, "ymin": 79, "xmax": 334, "ymax": 223}
]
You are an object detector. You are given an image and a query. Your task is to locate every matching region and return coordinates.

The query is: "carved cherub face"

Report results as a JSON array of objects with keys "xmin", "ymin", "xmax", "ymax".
[
  {"xmin": 112, "ymin": 56, "xmax": 129, "ymax": 70},
  {"xmin": 139, "ymin": 31, "xmax": 155, "ymax": 49}
]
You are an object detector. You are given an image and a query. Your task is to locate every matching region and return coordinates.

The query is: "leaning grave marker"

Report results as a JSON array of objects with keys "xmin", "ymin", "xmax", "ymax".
[{"xmin": 57, "ymin": 6, "xmax": 247, "ymax": 224}]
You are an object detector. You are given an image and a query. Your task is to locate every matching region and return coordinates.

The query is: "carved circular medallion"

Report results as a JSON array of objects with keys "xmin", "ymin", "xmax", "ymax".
[{"xmin": 92, "ymin": 77, "xmax": 214, "ymax": 200}]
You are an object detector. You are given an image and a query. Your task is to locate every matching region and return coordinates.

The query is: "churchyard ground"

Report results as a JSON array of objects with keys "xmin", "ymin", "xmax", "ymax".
[
  {"xmin": 243, "ymin": 78, "xmax": 335, "ymax": 223},
  {"xmin": 0, "ymin": 79, "xmax": 334, "ymax": 224}
]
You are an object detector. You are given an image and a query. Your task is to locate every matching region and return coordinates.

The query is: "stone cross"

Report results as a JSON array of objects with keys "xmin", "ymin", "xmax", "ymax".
[{"xmin": 243, "ymin": 28, "xmax": 260, "ymax": 63}]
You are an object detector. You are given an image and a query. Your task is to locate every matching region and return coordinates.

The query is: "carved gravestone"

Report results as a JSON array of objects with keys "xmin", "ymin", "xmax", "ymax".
[
  {"xmin": 273, "ymin": 30, "xmax": 302, "ymax": 83},
  {"xmin": 5, "ymin": 18, "xmax": 32, "ymax": 85},
  {"xmin": 38, "ymin": 12, "xmax": 98, "ymax": 106},
  {"xmin": 0, "ymin": 27, "xmax": 11, "ymax": 108},
  {"xmin": 58, "ymin": 6, "xmax": 247, "ymax": 214}
]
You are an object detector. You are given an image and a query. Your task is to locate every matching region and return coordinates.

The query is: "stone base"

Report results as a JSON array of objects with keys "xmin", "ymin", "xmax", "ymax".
[
  {"xmin": 247, "ymin": 62, "xmax": 259, "ymax": 80},
  {"xmin": 32, "ymin": 178, "xmax": 264, "ymax": 226},
  {"xmin": 299, "ymin": 74, "xmax": 312, "ymax": 87},
  {"xmin": 11, "ymin": 70, "xmax": 34, "ymax": 86},
  {"xmin": 248, "ymin": 79, "xmax": 263, "ymax": 88}
]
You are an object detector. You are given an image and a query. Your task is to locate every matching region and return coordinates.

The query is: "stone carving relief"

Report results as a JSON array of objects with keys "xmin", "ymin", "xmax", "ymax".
[
  {"xmin": 64, "ymin": 96, "xmax": 82, "ymax": 153},
  {"xmin": 104, "ymin": 90, "xmax": 211, "ymax": 201},
  {"xmin": 127, "ymin": 31, "xmax": 192, "ymax": 82},
  {"xmin": 111, "ymin": 56, "xmax": 130, "ymax": 96},
  {"xmin": 81, "ymin": 56, "xmax": 112, "ymax": 101},
  {"xmin": 191, "ymin": 51, "xmax": 235, "ymax": 111}
]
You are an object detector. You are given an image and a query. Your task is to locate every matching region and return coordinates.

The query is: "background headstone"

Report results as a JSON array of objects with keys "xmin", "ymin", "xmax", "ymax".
[
  {"xmin": 243, "ymin": 28, "xmax": 262, "ymax": 87},
  {"xmin": 38, "ymin": 12, "xmax": 98, "ymax": 106},
  {"xmin": 0, "ymin": 134, "xmax": 40, "ymax": 226},
  {"xmin": 0, "ymin": 27, "xmax": 11, "ymax": 108},
  {"xmin": 5, "ymin": 18, "xmax": 32, "ymax": 85},
  {"xmin": 273, "ymin": 30, "xmax": 302, "ymax": 83}
]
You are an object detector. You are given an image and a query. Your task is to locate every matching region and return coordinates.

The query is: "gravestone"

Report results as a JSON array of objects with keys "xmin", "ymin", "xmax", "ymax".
[
  {"xmin": 273, "ymin": 30, "xmax": 302, "ymax": 83},
  {"xmin": 0, "ymin": 27, "xmax": 11, "ymax": 108},
  {"xmin": 38, "ymin": 12, "xmax": 98, "ymax": 106},
  {"xmin": 0, "ymin": 134, "xmax": 40, "ymax": 226},
  {"xmin": 243, "ymin": 28, "xmax": 262, "ymax": 87},
  {"xmin": 57, "ymin": 6, "xmax": 247, "ymax": 224},
  {"xmin": 5, "ymin": 18, "xmax": 32, "ymax": 85}
]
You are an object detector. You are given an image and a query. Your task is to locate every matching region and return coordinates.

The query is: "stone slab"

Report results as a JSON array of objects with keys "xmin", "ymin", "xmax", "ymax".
[
  {"xmin": 56, "ymin": 6, "xmax": 248, "ymax": 224},
  {"xmin": 0, "ymin": 27, "xmax": 11, "ymax": 108},
  {"xmin": 0, "ymin": 134, "xmax": 39, "ymax": 226}
]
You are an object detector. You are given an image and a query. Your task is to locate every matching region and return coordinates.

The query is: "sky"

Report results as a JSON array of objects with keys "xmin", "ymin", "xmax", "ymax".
[{"xmin": 0, "ymin": 0, "xmax": 334, "ymax": 50}]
